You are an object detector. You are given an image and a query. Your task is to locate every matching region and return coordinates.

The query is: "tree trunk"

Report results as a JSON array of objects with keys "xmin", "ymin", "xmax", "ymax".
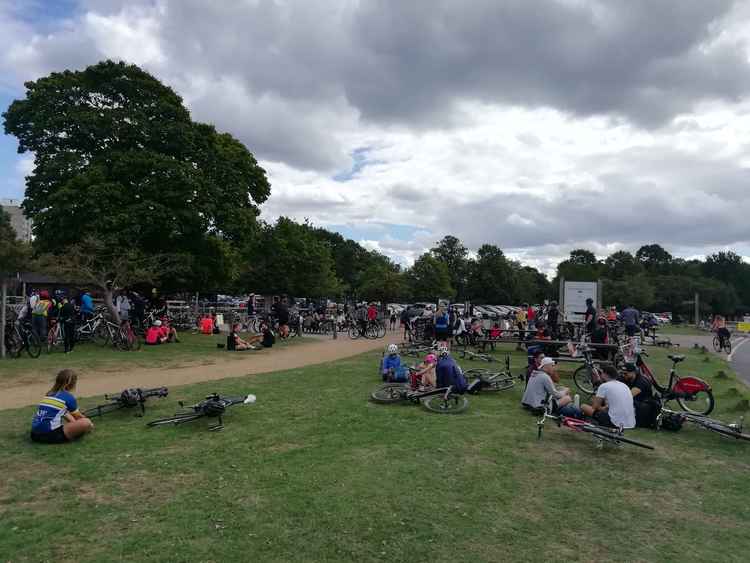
[{"xmin": 103, "ymin": 288, "xmax": 121, "ymax": 324}]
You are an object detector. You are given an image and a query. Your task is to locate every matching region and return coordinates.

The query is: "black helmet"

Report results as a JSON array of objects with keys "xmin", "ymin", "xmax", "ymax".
[{"xmin": 202, "ymin": 399, "xmax": 226, "ymax": 417}]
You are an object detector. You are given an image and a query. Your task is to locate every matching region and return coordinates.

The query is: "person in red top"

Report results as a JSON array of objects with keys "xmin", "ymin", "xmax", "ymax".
[
  {"xmin": 145, "ymin": 320, "xmax": 167, "ymax": 345},
  {"xmin": 367, "ymin": 303, "xmax": 378, "ymax": 322},
  {"xmin": 526, "ymin": 304, "xmax": 536, "ymax": 330},
  {"xmin": 160, "ymin": 318, "xmax": 179, "ymax": 343}
]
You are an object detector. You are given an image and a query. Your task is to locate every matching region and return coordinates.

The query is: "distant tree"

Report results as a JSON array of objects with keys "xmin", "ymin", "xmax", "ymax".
[
  {"xmin": 406, "ymin": 254, "xmax": 455, "ymax": 302},
  {"xmin": 3, "ymin": 60, "xmax": 270, "ymax": 290},
  {"xmin": 556, "ymin": 249, "xmax": 601, "ymax": 282},
  {"xmin": 466, "ymin": 244, "xmax": 515, "ymax": 303},
  {"xmin": 358, "ymin": 262, "xmax": 407, "ymax": 304},
  {"xmin": 603, "ymin": 251, "xmax": 642, "ymax": 280},
  {"xmin": 602, "ymin": 275, "xmax": 654, "ymax": 310},
  {"xmin": 431, "ymin": 235, "xmax": 469, "ymax": 300},
  {"xmin": 513, "ymin": 264, "xmax": 553, "ymax": 305},
  {"xmin": 635, "ymin": 244, "xmax": 673, "ymax": 272}
]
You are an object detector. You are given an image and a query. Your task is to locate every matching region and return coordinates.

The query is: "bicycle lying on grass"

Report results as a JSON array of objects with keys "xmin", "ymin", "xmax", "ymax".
[
  {"xmin": 83, "ymin": 387, "xmax": 169, "ymax": 418},
  {"xmin": 536, "ymin": 401, "xmax": 654, "ymax": 450},
  {"xmin": 370, "ymin": 382, "xmax": 469, "ymax": 414},
  {"xmin": 463, "ymin": 355, "xmax": 520, "ymax": 392},
  {"xmin": 658, "ymin": 407, "xmax": 750, "ymax": 442},
  {"xmin": 457, "ymin": 348, "xmax": 497, "ymax": 363},
  {"xmin": 147, "ymin": 393, "xmax": 257, "ymax": 431}
]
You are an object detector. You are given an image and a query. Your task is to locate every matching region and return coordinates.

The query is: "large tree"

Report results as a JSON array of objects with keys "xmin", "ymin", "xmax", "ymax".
[
  {"xmin": 466, "ymin": 244, "xmax": 515, "ymax": 304},
  {"xmin": 1, "ymin": 209, "xmax": 30, "ymax": 357},
  {"xmin": 3, "ymin": 60, "xmax": 270, "ymax": 290},
  {"xmin": 406, "ymin": 254, "xmax": 455, "ymax": 302},
  {"xmin": 635, "ymin": 244, "xmax": 673, "ymax": 272},
  {"xmin": 556, "ymin": 249, "xmax": 601, "ymax": 282},
  {"xmin": 431, "ymin": 235, "xmax": 469, "ymax": 300},
  {"xmin": 603, "ymin": 251, "xmax": 643, "ymax": 280}
]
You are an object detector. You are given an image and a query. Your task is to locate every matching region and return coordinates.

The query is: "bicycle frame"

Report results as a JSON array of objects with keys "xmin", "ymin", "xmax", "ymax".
[
  {"xmin": 636, "ymin": 353, "xmax": 711, "ymax": 400},
  {"xmin": 537, "ymin": 408, "xmax": 654, "ymax": 449}
]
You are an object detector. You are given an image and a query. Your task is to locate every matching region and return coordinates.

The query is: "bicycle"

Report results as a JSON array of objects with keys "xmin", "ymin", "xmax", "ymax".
[
  {"xmin": 75, "ymin": 311, "xmax": 106, "ymax": 344},
  {"xmin": 536, "ymin": 401, "xmax": 654, "ymax": 450},
  {"xmin": 657, "ymin": 407, "xmax": 750, "ymax": 442},
  {"xmin": 463, "ymin": 356, "xmax": 519, "ymax": 392},
  {"xmin": 5, "ymin": 321, "xmax": 42, "ymax": 359},
  {"xmin": 712, "ymin": 332, "xmax": 732, "ymax": 354},
  {"xmin": 572, "ymin": 344, "xmax": 607, "ymax": 395},
  {"xmin": 636, "ymin": 352, "xmax": 715, "ymax": 416},
  {"xmin": 83, "ymin": 387, "xmax": 169, "ymax": 418},
  {"xmin": 147, "ymin": 392, "xmax": 257, "ymax": 431},
  {"xmin": 370, "ymin": 382, "xmax": 469, "ymax": 414},
  {"xmin": 46, "ymin": 318, "xmax": 65, "ymax": 353},
  {"xmin": 457, "ymin": 347, "xmax": 496, "ymax": 363}
]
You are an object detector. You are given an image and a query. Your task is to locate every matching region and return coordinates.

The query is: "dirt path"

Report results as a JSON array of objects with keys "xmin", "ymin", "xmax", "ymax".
[{"xmin": 0, "ymin": 334, "xmax": 400, "ymax": 410}]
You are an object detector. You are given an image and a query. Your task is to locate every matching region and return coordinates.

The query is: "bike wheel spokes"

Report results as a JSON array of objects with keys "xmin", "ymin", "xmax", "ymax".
[
  {"xmin": 370, "ymin": 383, "xmax": 408, "ymax": 404},
  {"xmin": 26, "ymin": 333, "xmax": 42, "ymax": 358},
  {"xmin": 676, "ymin": 389, "xmax": 715, "ymax": 416},
  {"xmin": 484, "ymin": 375, "xmax": 515, "ymax": 392},
  {"xmin": 421, "ymin": 393, "xmax": 469, "ymax": 414},
  {"xmin": 573, "ymin": 365, "xmax": 596, "ymax": 395}
]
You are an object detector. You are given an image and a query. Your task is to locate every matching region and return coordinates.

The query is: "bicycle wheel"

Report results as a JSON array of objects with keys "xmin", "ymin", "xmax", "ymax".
[
  {"xmin": 128, "ymin": 332, "xmax": 142, "ymax": 351},
  {"xmin": 147, "ymin": 413, "xmax": 204, "ymax": 427},
  {"xmin": 348, "ymin": 326, "xmax": 360, "ymax": 340},
  {"xmin": 377, "ymin": 323, "xmax": 386, "ymax": 339},
  {"xmin": 712, "ymin": 336, "xmax": 721, "ymax": 352},
  {"xmin": 676, "ymin": 389, "xmax": 715, "ymax": 416},
  {"xmin": 94, "ymin": 324, "xmax": 110, "ymax": 346},
  {"xmin": 421, "ymin": 393, "xmax": 469, "ymax": 414},
  {"xmin": 366, "ymin": 325, "xmax": 379, "ymax": 339},
  {"xmin": 585, "ymin": 427, "xmax": 655, "ymax": 450},
  {"xmin": 573, "ymin": 365, "xmax": 596, "ymax": 395},
  {"xmin": 370, "ymin": 383, "xmax": 408, "ymax": 404},
  {"xmin": 6, "ymin": 331, "xmax": 23, "ymax": 358},
  {"xmin": 83, "ymin": 402, "xmax": 125, "ymax": 418},
  {"xmin": 724, "ymin": 339, "xmax": 732, "ymax": 354},
  {"xmin": 25, "ymin": 333, "xmax": 42, "ymax": 358},
  {"xmin": 483, "ymin": 375, "xmax": 515, "ymax": 392},
  {"xmin": 704, "ymin": 421, "xmax": 750, "ymax": 442},
  {"xmin": 47, "ymin": 326, "xmax": 58, "ymax": 353}
]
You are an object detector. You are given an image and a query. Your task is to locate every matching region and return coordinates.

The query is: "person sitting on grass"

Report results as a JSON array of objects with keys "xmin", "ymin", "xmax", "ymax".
[
  {"xmin": 30, "ymin": 369, "xmax": 93, "ymax": 444},
  {"xmin": 590, "ymin": 316, "xmax": 610, "ymax": 360},
  {"xmin": 621, "ymin": 363, "xmax": 659, "ymax": 428},
  {"xmin": 435, "ymin": 344, "xmax": 468, "ymax": 392},
  {"xmin": 413, "ymin": 352, "xmax": 438, "ymax": 390},
  {"xmin": 160, "ymin": 317, "xmax": 180, "ymax": 343},
  {"xmin": 580, "ymin": 364, "xmax": 636, "ymax": 429},
  {"xmin": 521, "ymin": 357, "xmax": 577, "ymax": 415},
  {"xmin": 381, "ymin": 344, "xmax": 406, "ymax": 382},
  {"xmin": 145, "ymin": 319, "xmax": 168, "ymax": 345},
  {"xmin": 260, "ymin": 320, "xmax": 275, "ymax": 348},
  {"xmin": 227, "ymin": 323, "xmax": 258, "ymax": 351}
]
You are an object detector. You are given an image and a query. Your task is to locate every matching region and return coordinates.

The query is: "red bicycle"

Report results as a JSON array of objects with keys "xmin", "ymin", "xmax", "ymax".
[
  {"xmin": 536, "ymin": 402, "xmax": 654, "ymax": 450},
  {"xmin": 636, "ymin": 352, "xmax": 714, "ymax": 415}
]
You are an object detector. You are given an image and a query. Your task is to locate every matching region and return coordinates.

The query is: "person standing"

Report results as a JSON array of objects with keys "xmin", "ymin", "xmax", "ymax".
[
  {"xmin": 60, "ymin": 296, "xmax": 77, "ymax": 353},
  {"xmin": 546, "ymin": 301, "xmax": 560, "ymax": 340},
  {"xmin": 620, "ymin": 304, "xmax": 641, "ymax": 338},
  {"xmin": 31, "ymin": 290, "xmax": 52, "ymax": 340},
  {"xmin": 116, "ymin": 291, "xmax": 131, "ymax": 322},
  {"xmin": 527, "ymin": 304, "xmax": 537, "ymax": 331},
  {"xmin": 584, "ymin": 298, "xmax": 597, "ymax": 335},
  {"xmin": 80, "ymin": 290, "xmax": 94, "ymax": 321}
]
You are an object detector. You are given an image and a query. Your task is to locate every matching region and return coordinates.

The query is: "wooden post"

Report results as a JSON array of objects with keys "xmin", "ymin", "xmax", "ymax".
[{"xmin": 1, "ymin": 279, "xmax": 7, "ymax": 359}]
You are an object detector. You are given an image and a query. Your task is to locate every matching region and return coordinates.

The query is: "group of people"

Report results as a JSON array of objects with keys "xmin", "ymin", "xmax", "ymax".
[{"xmin": 380, "ymin": 343, "xmax": 466, "ymax": 392}]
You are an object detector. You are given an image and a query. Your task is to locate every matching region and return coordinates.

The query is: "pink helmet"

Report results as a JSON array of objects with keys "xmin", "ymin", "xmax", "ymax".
[{"xmin": 425, "ymin": 353, "xmax": 437, "ymax": 365}]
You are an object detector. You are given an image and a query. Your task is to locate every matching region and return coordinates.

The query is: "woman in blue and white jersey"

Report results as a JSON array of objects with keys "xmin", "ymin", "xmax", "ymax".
[{"xmin": 30, "ymin": 369, "xmax": 93, "ymax": 444}]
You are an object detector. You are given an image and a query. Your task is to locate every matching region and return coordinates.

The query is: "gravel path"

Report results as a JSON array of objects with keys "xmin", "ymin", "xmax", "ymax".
[{"xmin": 0, "ymin": 333, "xmax": 401, "ymax": 410}]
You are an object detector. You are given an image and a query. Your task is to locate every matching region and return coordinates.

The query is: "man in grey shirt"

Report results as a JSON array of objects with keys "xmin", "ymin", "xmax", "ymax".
[{"xmin": 521, "ymin": 357, "xmax": 577, "ymax": 414}]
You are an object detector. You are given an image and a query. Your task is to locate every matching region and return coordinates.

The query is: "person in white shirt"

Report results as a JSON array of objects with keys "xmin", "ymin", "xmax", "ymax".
[{"xmin": 581, "ymin": 365, "xmax": 636, "ymax": 429}]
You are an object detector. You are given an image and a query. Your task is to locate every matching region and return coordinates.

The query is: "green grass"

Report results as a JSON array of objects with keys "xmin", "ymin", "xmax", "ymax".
[
  {"xmin": 0, "ymin": 332, "xmax": 307, "ymax": 387},
  {"xmin": 659, "ymin": 324, "xmax": 706, "ymax": 336},
  {"xmin": 1, "ymin": 345, "xmax": 750, "ymax": 562}
]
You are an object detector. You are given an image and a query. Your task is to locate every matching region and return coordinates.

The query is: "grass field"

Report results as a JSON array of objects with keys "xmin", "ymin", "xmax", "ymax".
[
  {"xmin": 1, "ymin": 344, "xmax": 750, "ymax": 562},
  {"xmin": 658, "ymin": 324, "xmax": 707, "ymax": 336},
  {"xmin": 0, "ymin": 332, "xmax": 306, "ymax": 386}
]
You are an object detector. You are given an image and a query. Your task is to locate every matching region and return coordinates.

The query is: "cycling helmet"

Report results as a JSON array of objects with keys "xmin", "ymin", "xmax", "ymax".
[
  {"xmin": 154, "ymin": 319, "xmax": 163, "ymax": 327},
  {"xmin": 202, "ymin": 399, "xmax": 226, "ymax": 417},
  {"xmin": 387, "ymin": 344, "xmax": 399, "ymax": 355},
  {"xmin": 425, "ymin": 353, "xmax": 437, "ymax": 364},
  {"xmin": 120, "ymin": 388, "xmax": 140, "ymax": 407},
  {"xmin": 437, "ymin": 344, "xmax": 449, "ymax": 357}
]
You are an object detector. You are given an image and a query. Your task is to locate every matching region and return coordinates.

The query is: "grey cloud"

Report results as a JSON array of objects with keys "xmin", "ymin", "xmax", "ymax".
[{"xmin": 389, "ymin": 183, "xmax": 428, "ymax": 202}]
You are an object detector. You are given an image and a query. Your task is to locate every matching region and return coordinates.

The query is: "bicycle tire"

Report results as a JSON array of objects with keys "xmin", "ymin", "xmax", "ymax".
[
  {"xmin": 370, "ymin": 383, "xmax": 408, "ymax": 404},
  {"xmin": 348, "ymin": 326, "xmax": 360, "ymax": 340},
  {"xmin": 483, "ymin": 376, "xmax": 515, "ymax": 392},
  {"xmin": 703, "ymin": 422, "xmax": 750, "ymax": 442},
  {"xmin": 377, "ymin": 323, "xmax": 386, "ymax": 339},
  {"xmin": 573, "ymin": 365, "xmax": 596, "ymax": 395},
  {"xmin": 725, "ymin": 339, "xmax": 732, "ymax": 354},
  {"xmin": 366, "ymin": 325, "xmax": 379, "ymax": 339},
  {"xmin": 25, "ymin": 333, "xmax": 42, "ymax": 358},
  {"xmin": 585, "ymin": 426, "xmax": 655, "ymax": 450},
  {"xmin": 676, "ymin": 389, "xmax": 715, "ymax": 416},
  {"xmin": 83, "ymin": 402, "xmax": 125, "ymax": 418},
  {"xmin": 129, "ymin": 333, "xmax": 142, "ymax": 351},
  {"xmin": 94, "ymin": 324, "xmax": 110, "ymax": 347},
  {"xmin": 421, "ymin": 393, "xmax": 469, "ymax": 414},
  {"xmin": 147, "ymin": 413, "xmax": 205, "ymax": 427},
  {"xmin": 712, "ymin": 336, "xmax": 721, "ymax": 352}
]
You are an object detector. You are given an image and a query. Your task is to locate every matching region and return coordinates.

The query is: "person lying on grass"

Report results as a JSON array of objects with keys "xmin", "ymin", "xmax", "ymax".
[
  {"xmin": 521, "ymin": 357, "xmax": 577, "ymax": 416},
  {"xmin": 227, "ymin": 323, "xmax": 265, "ymax": 351},
  {"xmin": 580, "ymin": 364, "xmax": 636, "ymax": 430},
  {"xmin": 30, "ymin": 369, "xmax": 93, "ymax": 444}
]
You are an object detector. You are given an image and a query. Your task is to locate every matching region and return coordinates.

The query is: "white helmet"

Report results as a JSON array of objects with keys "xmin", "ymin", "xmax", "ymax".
[
  {"xmin": 437, "ymin": 343, "xmax": 449, "ymax": 357},
  {"xmin": 387, "ymin": 344, "xmax": 399, "ymax": 355},
  {"xmin": 154, "ymin": 320, "xmax": 163, "ymax": 327}
]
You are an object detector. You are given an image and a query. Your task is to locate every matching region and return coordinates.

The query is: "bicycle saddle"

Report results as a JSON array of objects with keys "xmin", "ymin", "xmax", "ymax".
[{"xmin": 668, "ymin": 354, "xmax": 685, "ymax": 363}]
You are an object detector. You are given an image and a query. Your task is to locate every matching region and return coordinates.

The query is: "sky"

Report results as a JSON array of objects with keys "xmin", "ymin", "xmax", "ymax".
[{"xmin": 2, "ymin": 0, "xmax": 750, "ymax": 275}]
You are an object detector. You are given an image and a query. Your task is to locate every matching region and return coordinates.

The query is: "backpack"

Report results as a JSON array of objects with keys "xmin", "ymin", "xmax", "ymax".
[
  {"xmin": 659, "ymin": 412, "xmax": 684, "ymax": 432},
  {"xmin": 634, "ymin": 398, "xmax": 661, "ymax": 429}
]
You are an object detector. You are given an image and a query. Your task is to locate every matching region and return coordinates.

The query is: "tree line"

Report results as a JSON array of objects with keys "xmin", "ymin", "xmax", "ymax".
[{"xmin": 2, "ymin": 60, "xmax": 748, "ymax": 317}]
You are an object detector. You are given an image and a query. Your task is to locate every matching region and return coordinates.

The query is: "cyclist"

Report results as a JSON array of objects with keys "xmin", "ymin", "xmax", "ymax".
[
  {"xmin": 381, "ymin": 344, "xmax": 405, "ymax": 382},
  {"xmin": 389, "ymin": 309, "xmax": 397, "ymax": 331},
  {"xmin": 515, "ymin": 306, "xmax": 528, "ymax": 338},
  {"xmin": 584, "ymin": 298, "xmax": 597, "ymax": 335},
  {"xmin": 621, "ymin": 363, "xmax": 658, "ymax": 428},
  {"xmin": 367, "ymin": 302, "xmax": 378, "ymax": 329},
  {"xmin": 590, "ymin": 317, "xmax": 610, "ymax": 360},
  {"xmin": 546, "ymin": 301, "xmax": 560, "ymax": 339},
  {"xmin": 526, "ymin": 304, "xmax": 537, "ymax": 331},
  {"xmin": 272, "ymin": 296, "xmax": 290, "ymax": 339},
  {"xmin": 414, "ymin": 352, "xmax": 437, "ymax": 390},
  {"xmin": 712, "ymin": 315, "xmax": 731, "ymax": 350},
  {"xmin": 31, "ymin": 290, "xmax": 52, "ymax": 340},
  {"xmin": 620, "ymin": 304, "xmax": 640, "ymax": 338},
  {"xmin": 80, "ymin": 290, "xmax": 94, "ymax": 321},
  {"xmin": 435, "ymin": 344, "xmax": 468, "ymax": 391},
  {"xmin": 30, "ymin": 369, "xmax": 93, "ymax": 444},
  {"xmin": 580, "ymin": 364, "xmax": 635, "ymax": 429},
  {"xmin": 355, "ymin": 303, "xmax": 368, "ymax": 336},
  {"xmin": 606, "ymin": 306, "xmax": 618, "ymax": 322},
  {"xmin": 434, "ymin": 306, "xmax": 450, "ymax": 344},
  {"xmin": 521, "ymin": 357, "xmax": 577, "ymax": 415},
  {"xmin": 60, "ymin": 296, "xmax": 76, "ymax": 354}
]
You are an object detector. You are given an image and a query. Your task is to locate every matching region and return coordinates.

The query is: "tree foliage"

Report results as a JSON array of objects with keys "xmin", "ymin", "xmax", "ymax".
[
  {"xmin": 406, "ymin": 254, "xmax": 455, "ymax": 302},
  {"xmin": 431, "ymin": 235, "xmax": 469, "ymax": 300},
  {"xmin": 3, "ymin": 60, "xmax": 270, "ymax": 290},
  {"xmin": 0, "ymin": 209, "xmax": 29, "ymax": 276}
]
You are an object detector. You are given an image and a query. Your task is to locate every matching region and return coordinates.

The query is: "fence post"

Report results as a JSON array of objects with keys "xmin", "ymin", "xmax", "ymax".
[{"xmin": 694, "ymin": 292, "xmax": 700, "ymax": 326}]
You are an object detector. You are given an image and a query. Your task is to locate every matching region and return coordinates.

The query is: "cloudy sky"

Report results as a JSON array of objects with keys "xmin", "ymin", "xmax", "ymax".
[{"xmin": 2, "ymin": 0, "xmax": 750, "ymax": 273}]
